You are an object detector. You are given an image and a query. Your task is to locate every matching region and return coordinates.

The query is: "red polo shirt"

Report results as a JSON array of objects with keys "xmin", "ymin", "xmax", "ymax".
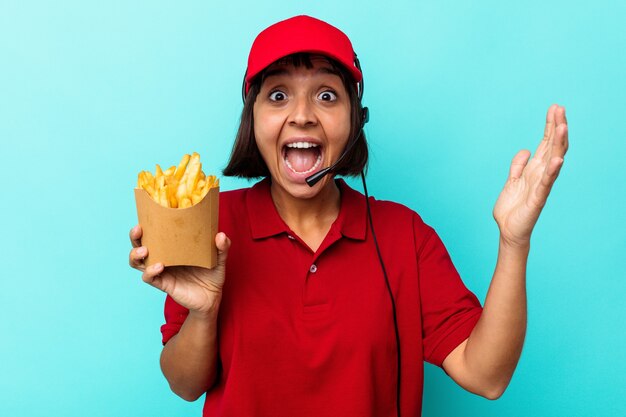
[{"xmin": 161, "ymin": 178, "xmax": 482, "ymax": 417}]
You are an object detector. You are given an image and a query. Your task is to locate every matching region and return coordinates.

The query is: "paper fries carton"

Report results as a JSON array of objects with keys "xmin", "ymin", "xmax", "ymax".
[{"xmin": 134, "ymin": 186, "xmax": 219, "ymax": 269}]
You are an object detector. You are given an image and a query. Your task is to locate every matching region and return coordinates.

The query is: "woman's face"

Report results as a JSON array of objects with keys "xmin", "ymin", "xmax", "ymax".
[{"xmin": 253, "ymin": 56, "xmax": 351, "ymax": 201}]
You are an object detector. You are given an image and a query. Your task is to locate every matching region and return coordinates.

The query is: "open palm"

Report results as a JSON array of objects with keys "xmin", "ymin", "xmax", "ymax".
[{"xmin": 493, "ymin": 104, "xmax": 569, "ymax": 247}]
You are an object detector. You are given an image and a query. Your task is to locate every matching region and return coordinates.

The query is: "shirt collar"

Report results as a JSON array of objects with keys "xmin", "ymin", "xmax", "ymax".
[
  {"xmin": 334, "ymin": 178, "xmax": 367, "ymax": 241},
  {"xmin": 247, "ymin": 177, "xmax": 367, "ymax": 241},
  {"xmin": 247, "ymin": 178, "xmax": 288, "ymax": 239}
]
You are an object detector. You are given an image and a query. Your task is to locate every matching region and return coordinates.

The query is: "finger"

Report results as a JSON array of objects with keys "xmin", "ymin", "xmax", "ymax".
[
  {"xmin": 545, "ymin": 156, "xmax": 565, "ymax": 180},
  {"xmin": 129, "ymin": 225, "xmax": 143, "ymax": 248},
  {"xmin": 555, "ymin": 104, "xmax": 567, "ymax": 125},
  {"xmin": 215, "ymin": 232, "xmax": 232, "ymax": 269},
  {"xmin": 543, "ymin": 104, "xmax": 557, "ymax": 138},
  {"xmin": 129, "ymin": 246, "xmax": 148, "ymax": 271},
  {"xmin": 142, "ymin": 262, "xmax": 165, "ymax": 286},
  {"xmin": 535, "ymin": 104, "xmax": 558, "ymax": 160},
  {"xmin": 509, "ymin": 150, "xmax": 531, "ymax": 180},
  {"xmin": 551, "ymin": 122, "xmax": 569, "ymax": 160},
  {"xmin": 537, "ymin": 156, "xmax": 564, "ymax": 199},
  {"xmin": 552, "ymin": 106, "xmax": 569, "ymax": 158}
]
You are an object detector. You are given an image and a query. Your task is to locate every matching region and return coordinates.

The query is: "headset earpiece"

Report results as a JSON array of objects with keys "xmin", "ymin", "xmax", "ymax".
[
  {"xmin": 354, "ymin": 54, "xmax": 364, "ymax": 101},
  {"xmin": 241, "ymin": 70, "xmax": 248, "ymax": 103}
]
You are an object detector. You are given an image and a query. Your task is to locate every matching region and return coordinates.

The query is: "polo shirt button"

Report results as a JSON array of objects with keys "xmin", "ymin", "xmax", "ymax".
[
  {"xmin": 287, "ymin": 235, "xmax": 295, "ymax": 240},
  {"xmin": 309, "ymin": 264, "xmax": 318, "ymax": 273}
]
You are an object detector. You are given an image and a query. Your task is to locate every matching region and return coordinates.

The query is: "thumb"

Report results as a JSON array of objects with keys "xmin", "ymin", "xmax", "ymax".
[
  {"xmin": 509, "ymin": 150, "xmax": 531, "ymax": 180},
  {"xmin": 215, "ymin": 232, "xmax": 231, "ymax": 270}
]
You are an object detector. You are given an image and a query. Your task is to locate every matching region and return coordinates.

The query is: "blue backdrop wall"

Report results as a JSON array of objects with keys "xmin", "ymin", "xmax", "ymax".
[{"xmin": 1, "ymin": 1, "xmax": 624, "ymax": 416}]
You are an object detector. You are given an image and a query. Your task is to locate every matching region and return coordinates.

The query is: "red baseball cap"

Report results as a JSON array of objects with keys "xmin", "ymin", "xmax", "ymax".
[{"xmin": 244, "ymin": 15, "xmax": 362, "ymax": 95}]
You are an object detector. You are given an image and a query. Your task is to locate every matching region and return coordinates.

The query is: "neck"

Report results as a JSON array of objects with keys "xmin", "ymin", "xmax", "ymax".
[{"xmin": 270, "ymin": 179, "xmax": 341, "ymax": 250}]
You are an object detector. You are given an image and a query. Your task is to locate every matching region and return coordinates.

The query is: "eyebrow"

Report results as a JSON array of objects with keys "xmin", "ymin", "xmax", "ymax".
[
  {"xmin": 263, "ymin": 68, "xmax": 289, "ymax": 79},
  {"xmin": 317, "ymin": 67, "xmax": 341, "ymax": 76}
]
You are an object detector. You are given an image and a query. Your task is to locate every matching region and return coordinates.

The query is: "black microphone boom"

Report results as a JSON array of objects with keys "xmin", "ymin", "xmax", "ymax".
[
  {"xmin": 305, "ymin": 167, "xmax": 332, "ymax": 187},
  {"xmin": 304, "ymin": 134, "xmax": 357, "ymax": 187}
]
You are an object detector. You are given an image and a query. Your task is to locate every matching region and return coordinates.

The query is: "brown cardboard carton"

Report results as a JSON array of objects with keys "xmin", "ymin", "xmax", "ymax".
[{"xmin": 134, "ymin": 186, "xmax": 219, "ymax": 269}]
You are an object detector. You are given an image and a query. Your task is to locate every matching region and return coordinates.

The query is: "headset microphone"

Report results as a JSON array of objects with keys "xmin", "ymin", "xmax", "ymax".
[
  {"xmin": 305, "ymin": 107, "xmax": 369, "ymax": 187},
  {"xmin": 304, "ymin": 167, "xmax": 332, "ymax": 188}
]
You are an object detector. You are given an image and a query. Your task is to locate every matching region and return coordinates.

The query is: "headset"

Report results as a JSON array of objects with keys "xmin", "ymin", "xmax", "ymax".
[{"xmin": 242, "ymin": 54, "xmax": 402, "ymax": 417}]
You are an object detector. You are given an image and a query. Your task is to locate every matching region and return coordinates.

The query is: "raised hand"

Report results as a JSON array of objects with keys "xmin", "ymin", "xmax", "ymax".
[
  {"xmin": 493, "ymin": 104, "xmax": 569, "ymax": 247},
  {"xmin": 129, "ymin": 225, "xmax": 231, "ymax": 314}
]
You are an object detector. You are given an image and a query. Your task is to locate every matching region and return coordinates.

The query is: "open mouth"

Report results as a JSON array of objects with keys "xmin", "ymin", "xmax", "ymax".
[{"xmin": 282, "ymin": 141, "xmax": 323, "ymax": 175}]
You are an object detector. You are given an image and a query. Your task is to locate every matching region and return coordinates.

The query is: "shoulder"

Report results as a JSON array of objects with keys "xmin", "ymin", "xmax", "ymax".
[
  {"xmin": 219, "ymin": 185, "xmax": 248, "ymax": 206},
  {"xmin": 371, "ymin": 197, "xmax": 435, "ymax": 251},
  {"xmin": 218, "ymin": 179, "xmax": 271, "ymax": 233},
  {"xmin": 218, "ymin": 178, "xmax": 267, "ymax": 207},
  {"xmin": 219, "ymin": 178, "xmax": 269, "ymax": 204},
  {"xmin": 369, "ymin": 196, "xmax": 432, "ymax": 234},
  {"xmin": 217, "ymin": 184, "xmax": 253, "ymax": 231},
  {"xmin": 218, "ymin": 186, "xmax": 247, "ymax": 216},
  {"xmin": 338, "ymin": 179, "xmax": 433, "ymax": 243},
  {"xmin": 370, "ymin": 197, "xmax": 417, "ymax": 219}
]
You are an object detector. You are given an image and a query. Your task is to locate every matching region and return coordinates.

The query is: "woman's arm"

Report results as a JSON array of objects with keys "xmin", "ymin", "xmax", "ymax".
[
  {"xmin": 160, "ymin": 306, "xmax": 221, "ymax": 401},
  {"xmin": 442, "ymin": 104, "xmax": 568, "ymax": 399},
  {"xmin": 443, "ymin": 239, "xmax": 529, "ymax": 399},
  {"xmin": 129, "ymin": 227, "xmax": 231, "ymax": 401}
]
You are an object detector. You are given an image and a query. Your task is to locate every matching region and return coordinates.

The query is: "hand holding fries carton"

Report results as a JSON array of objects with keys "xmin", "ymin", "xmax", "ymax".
[{"xmin": 134, "ymin": 152, "xmax": 219, "ymax": 269}]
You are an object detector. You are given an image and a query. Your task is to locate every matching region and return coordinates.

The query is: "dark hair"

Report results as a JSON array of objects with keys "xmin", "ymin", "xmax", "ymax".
[{"xmin": 223, "ymin": 53, "xmax": 368, "ymax": 178}]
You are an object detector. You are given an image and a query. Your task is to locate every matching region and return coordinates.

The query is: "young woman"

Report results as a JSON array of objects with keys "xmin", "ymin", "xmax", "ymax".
[{"xmin": 129, "ymin": 15, "xmax": 568, "ymax": 417}]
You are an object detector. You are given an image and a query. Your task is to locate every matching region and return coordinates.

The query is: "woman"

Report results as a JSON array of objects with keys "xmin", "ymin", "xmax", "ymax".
[{"xmin": 129, "ymin": 15, "xmax": 568, "ymax": 417}]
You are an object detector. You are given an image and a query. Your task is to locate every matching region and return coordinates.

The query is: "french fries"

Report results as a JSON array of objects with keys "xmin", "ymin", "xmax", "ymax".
[{"xmin": 136, "ymin": 152, "xmax": 219, "ymax": 208}]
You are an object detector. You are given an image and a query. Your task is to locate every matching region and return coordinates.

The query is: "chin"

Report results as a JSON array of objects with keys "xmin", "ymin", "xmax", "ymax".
[{"xmin": 273, "ymin": 172, "xmax": 332, "ymax": 201}]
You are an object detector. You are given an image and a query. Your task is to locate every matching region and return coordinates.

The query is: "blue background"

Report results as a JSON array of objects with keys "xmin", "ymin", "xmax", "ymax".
[{"xmin": 1, "ymin": 1, "xmax": 624, "ymax": 416}]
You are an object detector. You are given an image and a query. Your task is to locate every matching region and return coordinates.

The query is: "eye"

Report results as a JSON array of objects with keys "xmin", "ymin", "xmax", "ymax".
[
  {"xmin": 318, "ymin": 90, "xmax": 337, "ymax": 101},
  {"xmin": 269, "ymin": 90, "xmax": 287, "ymax": 101}
]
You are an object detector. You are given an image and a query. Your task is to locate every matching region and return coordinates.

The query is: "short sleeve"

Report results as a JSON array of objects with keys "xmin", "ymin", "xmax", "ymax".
[
  {"xmin": 160, "ymin": 295, "xmax": 189, "ymax": 345},
  {"xmin": 416, "ymin": 221, "xmax": 483, "ymax": 366}
]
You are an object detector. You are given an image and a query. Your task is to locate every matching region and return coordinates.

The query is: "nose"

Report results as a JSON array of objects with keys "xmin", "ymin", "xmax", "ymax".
[{"xmin": 288, "ymin": 94, "xmax": 317, "ymax": 128}]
